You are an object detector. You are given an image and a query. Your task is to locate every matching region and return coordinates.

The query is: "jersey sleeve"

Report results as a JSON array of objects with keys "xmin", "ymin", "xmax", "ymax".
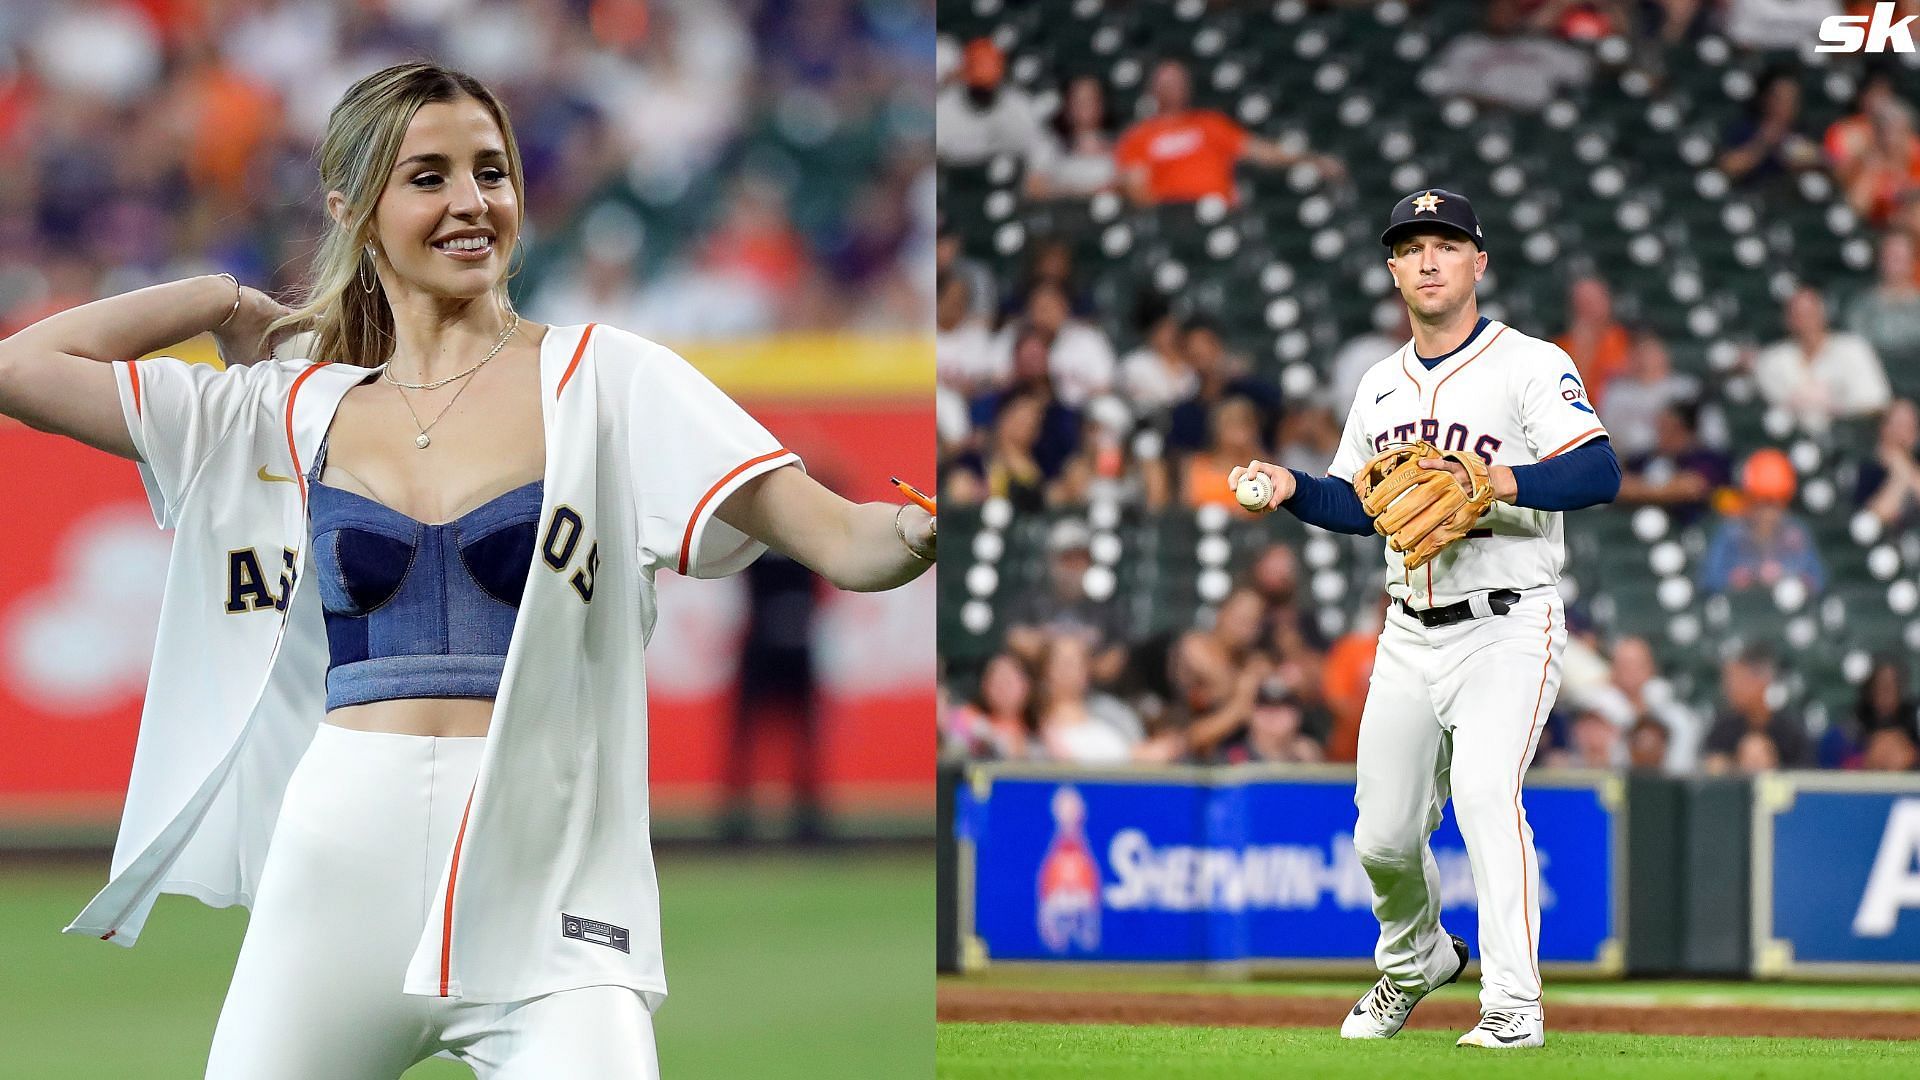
[
  {"xmin": 111, "ymin": 356, "xmax": 260, "ymax": 530},
  {"xmin": 628, "ymin": 344, "xmax": 804, "ymax": 579},
  {"xmin": 1325, "ymin": 394, "xmax": 1373, "ymax": 484},
  {"xmin": 1520, "ymin": 344, "xmax": 1610, "ymax": 461}
]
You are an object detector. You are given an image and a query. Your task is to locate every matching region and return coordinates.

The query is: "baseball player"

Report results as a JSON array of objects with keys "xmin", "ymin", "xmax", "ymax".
[
  {"xmin": 1229, "ymin": 189, "xmax": 1620, "ymax": 1048},
  {"xmin": 0, "ymin": 62, "xmax": 936, "ymax": 1078}
]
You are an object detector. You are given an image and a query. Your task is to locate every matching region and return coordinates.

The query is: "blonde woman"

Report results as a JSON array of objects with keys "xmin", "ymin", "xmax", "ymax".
[{"xmin": 0, "ymin": 63, "xmax": 935, "ymax": 1078}]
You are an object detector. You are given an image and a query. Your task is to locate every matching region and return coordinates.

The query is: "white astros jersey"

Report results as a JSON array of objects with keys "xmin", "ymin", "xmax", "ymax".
[
  {"xmin": 68, "ymin": 323, "xmax": 802, "ymax": 1006},
  {"xmin": 1326, "ymin": 319, "xmax": 1607, "ymax": 609}
]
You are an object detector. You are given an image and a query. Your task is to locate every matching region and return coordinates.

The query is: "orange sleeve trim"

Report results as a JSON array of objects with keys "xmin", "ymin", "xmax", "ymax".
[
  {"xmin": 439, "ymin": 785, "xmax": 476, "ymax": 998},
  {"xmin": 1543, "ymin": 427, "xmax": 1607, "ymax": 460},
  {"xmin": 676, "ymin": 448, "xmax": 794, "ymax": 576},
  {"xmin": 126, "ymin": 361, "xmax": 142, "ymax": 419},
  {"xmin": 556, "ymin": 323, "xmax": 596, "ymax": 400},
  {"xmin": 283, "ymin": 362, "xmax": 332, "ymax": 504}
]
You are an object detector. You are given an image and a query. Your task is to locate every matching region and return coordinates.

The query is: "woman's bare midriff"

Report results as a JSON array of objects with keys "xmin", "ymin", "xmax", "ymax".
[{"xmin": 324, "ymin": 698, "xmax": 495, "ymax": 737}]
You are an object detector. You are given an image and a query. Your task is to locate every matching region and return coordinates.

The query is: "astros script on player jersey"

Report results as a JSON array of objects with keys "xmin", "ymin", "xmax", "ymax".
[
  {"xmin": 69, "ymin": 323, "xmax": 802, "ymax": 1007},
  {"xmin": 1328, "ymin": 318, "xmax": 1608, "ymax": 609}
]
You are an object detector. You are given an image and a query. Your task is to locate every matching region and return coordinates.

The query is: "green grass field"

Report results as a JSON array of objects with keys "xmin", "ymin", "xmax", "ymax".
[
  {"xmin": 1, "ymin": 847, "xmax": 933, "ymax": 1079},
  {"xmin": 957, "ymin": 968, "xmax": 1920, "ymax": 1011},
  {"xmin": 937, "ymin": 1023, "xmax": 1920, "ymax": 1079}
]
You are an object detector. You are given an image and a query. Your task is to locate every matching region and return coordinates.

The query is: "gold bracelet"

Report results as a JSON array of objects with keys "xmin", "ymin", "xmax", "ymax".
[
  {"xmin": 213, "ymin": 273, "xmax": 242, "ymax": 328},
  {"xmin": 894, "ymin": 503, "xmax": 934, "ymax": 562}
]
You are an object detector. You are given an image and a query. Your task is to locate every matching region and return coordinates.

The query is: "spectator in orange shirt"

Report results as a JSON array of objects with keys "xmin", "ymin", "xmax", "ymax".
[
  {"xmin": 176, "ymin": 40, "xmax": 282, "ymax": 202},
  {"xmin": 1321, "ymin": 596, "xmax": 1388, "ymax": 763},
  {"xmin": 1825, "ymin": 68, "xmax": 1899, "ymax": 185},
  {"xmin": 1114, "ymin": 59, "xmax": 1343, "ymax": 207},
  {"xmin": 1553, "ymin": 276, "xmax": 1630, "ymax": 411},
  {"xmin": 700, "ymin": 174, "xmax": 810, "ymax": 294},
  {"xmin": 1843, "ymin": 100, "xmax": 1920, "ymax": 229},
  {"xmin": 1183, "ymin": 396, "xmax": 1270, "ymax": 516},
  {"xmin": 1898, "ymin": 191, "xmax": 1920, "ymax": 289}
]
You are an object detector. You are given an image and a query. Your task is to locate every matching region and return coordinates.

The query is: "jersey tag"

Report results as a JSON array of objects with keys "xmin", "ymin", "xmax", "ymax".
[{"xmin": 561, "ymin": 913, "xmax": 631, "ymax": 954}]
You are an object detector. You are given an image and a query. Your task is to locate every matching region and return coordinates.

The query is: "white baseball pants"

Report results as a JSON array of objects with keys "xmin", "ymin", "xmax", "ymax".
[
  {"xmin": 205, "ymin": 723, "xmax": 660, "ymax": 1079},
  {"xmin": 1351, "ymin": 586, "xmax": 1565, "ymax": 1014}
]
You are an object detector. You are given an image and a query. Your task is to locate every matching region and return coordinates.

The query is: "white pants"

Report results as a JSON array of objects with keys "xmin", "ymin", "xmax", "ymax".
[
  {"xmin": 206, "ymin": 724, "xmax": 660, "ymax": 1079},
  {"xmin": 1352, "ymin": 586, "xmax": 1565, "ymax": 1013}
]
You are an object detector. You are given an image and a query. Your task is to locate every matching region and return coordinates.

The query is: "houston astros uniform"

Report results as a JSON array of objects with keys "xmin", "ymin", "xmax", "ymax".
[
  {"xmin": 1264, "ymin": 190, "xmax": 1615, "ymax": 1048},
  {"xmin": 71, "ymin": 323, "xmax": 803, "ymax": 1075},
  {"xmin": 1329, "ymin": 315, "xmax": 1602, "ymax": 1015}
]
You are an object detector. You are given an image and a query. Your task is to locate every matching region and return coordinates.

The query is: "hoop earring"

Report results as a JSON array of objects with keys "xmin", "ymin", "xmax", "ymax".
[
  {"xmin": 359, "ymin": 245, "xmax": 378, "ymax": 295},
  {"xmin": 506, "ymin": 233, "xmax": 528, "ymax": 279},
  {"xmin": 499, "ymin": 236, "xmax": 527, "ymax": 316}
]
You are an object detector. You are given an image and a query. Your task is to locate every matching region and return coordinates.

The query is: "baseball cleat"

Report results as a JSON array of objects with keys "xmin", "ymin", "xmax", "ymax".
[
  {"xmin": 1456, "ymin": 1007, "xmax": 1545, "ymax": 1048},
  {"xmin": 1339, "ymin": 934, "xmax": 1469, "ymax": 1039}
]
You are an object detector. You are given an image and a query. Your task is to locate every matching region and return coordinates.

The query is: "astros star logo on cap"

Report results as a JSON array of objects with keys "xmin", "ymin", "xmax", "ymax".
[{"xmin": 1412, "ymin": 191, "xmax": 1443, "ymax": 215}]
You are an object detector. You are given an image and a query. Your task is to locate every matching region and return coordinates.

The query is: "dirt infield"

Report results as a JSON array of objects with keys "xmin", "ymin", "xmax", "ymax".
[{"xmin": 938, "ymin": 985, "xmax": 1920, "ymax": 1041}]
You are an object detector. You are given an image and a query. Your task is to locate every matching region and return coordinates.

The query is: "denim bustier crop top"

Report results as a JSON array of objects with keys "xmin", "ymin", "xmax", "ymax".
[{"xmin": 306, "ymin": 437, "xmax": 543, "ymax": 710}]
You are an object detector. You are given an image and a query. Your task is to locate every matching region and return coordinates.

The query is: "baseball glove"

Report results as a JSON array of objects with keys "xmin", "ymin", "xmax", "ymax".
[{"xmin": 1352, "ymin": 441, "xmax": 1495, "ymax": 571}]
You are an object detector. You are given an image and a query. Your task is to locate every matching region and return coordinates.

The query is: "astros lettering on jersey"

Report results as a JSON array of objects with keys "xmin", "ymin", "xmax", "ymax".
[{"xmin": 1327, "ymin": 319, "xmax": 1607, "ymax": 609}]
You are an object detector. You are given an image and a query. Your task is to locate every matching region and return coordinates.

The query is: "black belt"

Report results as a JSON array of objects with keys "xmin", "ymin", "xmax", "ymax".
[{"xmin": 1398, "ymin": 589, "xmax": 1521, "ymax": 628}]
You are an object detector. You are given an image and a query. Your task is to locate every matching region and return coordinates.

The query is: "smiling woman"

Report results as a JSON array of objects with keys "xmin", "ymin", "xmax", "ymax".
[{"xmin": 0, "ymin": 59, "xmax": 934, "ymax": 1080}]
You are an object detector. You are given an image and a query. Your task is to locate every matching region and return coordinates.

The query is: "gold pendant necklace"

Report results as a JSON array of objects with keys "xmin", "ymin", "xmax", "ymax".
[{"xmin": 390, "ymin": 313, "xmax": 519, "ymax": 449}]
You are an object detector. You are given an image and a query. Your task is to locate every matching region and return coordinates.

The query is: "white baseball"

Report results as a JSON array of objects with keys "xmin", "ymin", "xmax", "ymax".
[{"xmin": 1236, "ymin": 472, "xmax": 1274, "ymax": 511}]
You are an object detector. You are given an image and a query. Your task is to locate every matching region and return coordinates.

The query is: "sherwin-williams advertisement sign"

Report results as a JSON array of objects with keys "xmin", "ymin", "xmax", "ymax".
[
  {"xmin": 1754, "ymin": 776, "xmax": 1920, "ymax": 975},
  {"xmin": 958, "ymin": 766, "xmax": 1620, "ymax": 968}
]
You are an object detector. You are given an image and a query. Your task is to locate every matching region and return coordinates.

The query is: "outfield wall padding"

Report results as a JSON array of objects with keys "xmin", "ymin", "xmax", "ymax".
[{"xmin": 941, "ymin": 766, "xmax": 1920, "ymax": 981}]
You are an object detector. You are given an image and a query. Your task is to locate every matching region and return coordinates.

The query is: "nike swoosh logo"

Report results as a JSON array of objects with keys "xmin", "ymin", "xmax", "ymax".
[
  {"xmin": 1351, "ymin": 1003, "xmax": 1367, "ymax": 1016},
  {"xmin": 1375, "ymin": 388, "xmax": 1397, "ymax": 404},
  {"xmin": 1492, "ymin": 1030, "xmax": 1532, "ymax": 1044},
  {"xmin": 258, "ymin": 465, "xmax": 297, "ymax": 484}
]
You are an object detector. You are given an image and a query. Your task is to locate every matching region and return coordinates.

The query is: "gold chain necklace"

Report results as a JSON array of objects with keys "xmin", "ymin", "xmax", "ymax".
[
  {"xmin": 383, "ymin": 312, "xmax": 519, "ymax": 389},
  {"xmin": 387, "ymin": 313, "xmax": 519, "ymax": 449}
]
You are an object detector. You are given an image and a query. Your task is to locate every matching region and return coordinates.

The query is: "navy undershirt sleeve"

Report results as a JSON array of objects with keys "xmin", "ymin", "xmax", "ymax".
[
  {"xmin": 1281, "ymin": 471, "xmax": 1375, "ymax": 535},
  {"xmin": 1510, "ymin": 436, "xmax": 1620, "ymax": 511},
  {"xmin": 1282, "ymin": 437, "xmax": 1617, "ymax": 533}
]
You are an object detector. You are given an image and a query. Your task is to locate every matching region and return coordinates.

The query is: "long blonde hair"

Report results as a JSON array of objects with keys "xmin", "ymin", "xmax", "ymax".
[{"xmin": 269, "ymin": 62, "xmax": 528, "ymax": 368}]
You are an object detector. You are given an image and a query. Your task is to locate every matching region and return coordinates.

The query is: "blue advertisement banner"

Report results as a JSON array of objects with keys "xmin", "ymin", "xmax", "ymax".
[
  {"xmin": 960, "ymin": 769, "xmax": 1618, "ymax": 965},
  {"xmin": 1765, "ymin": 789, "xmax": 1920, "ymax": 966}
]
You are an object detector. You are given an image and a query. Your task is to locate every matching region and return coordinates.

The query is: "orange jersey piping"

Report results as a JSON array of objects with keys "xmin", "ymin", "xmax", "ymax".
[
  {"xmin": 556, "ymin": 323, "xmax": 596, "ymax": 400},
  {"xmin": 677, "ymin": 449, "xmax": 793, "ymax": 575}
]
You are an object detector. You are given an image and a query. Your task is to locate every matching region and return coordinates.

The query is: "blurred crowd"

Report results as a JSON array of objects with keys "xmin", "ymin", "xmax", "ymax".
[
  {"xmin": 937, "ymin": 514, "xmax": 1920, "ymax": 775},
  {"xmin": 0, "ymin": 0, "xmax": 934, "ymax": 342},
  {"xmin": 940, "ymin": 528, "xmax": 1378, "ymax": 767},
  {"xmin": 936, "ymin": 0, "xmax": 1920, "ymax": 775}
]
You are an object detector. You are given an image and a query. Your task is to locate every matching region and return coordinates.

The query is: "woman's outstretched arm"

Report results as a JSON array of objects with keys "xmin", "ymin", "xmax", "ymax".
[
  {"xmin": 716, "ymin": 465, "xmax": 936, "ymax": 593},
  {"xmin": 0, "ymin": 275, "xmax": 242, "ymax": 460}
]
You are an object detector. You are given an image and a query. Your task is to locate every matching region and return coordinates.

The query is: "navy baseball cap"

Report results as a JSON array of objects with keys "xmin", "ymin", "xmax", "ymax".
[{"xmin": 1381, "ymin": 189, "xmax": 1484, "ymax": 251}]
